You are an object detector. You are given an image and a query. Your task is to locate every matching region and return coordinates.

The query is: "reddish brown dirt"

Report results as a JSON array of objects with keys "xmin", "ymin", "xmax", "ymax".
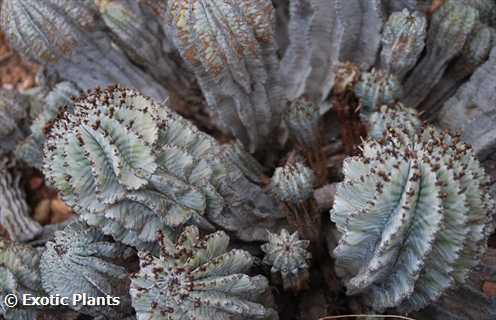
[{"xmin": 0, "ymin": 31, "xmax": 38, "ymax": 91}]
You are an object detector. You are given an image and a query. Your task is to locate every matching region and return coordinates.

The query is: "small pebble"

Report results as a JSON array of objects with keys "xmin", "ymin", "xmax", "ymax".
[
  {"xmin": 33, "ymin": 199, "xmax": 51, "ymax": 224},
  {"xmin": 49, "ymin": 199, "xmax": 73, "ymax": 224},
  {"xmin": 483, "ymin": 281, "xmax": 496, "ymax": 297}
]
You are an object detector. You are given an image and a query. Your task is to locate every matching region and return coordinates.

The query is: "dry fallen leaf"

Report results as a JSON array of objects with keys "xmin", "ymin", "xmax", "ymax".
[{"xmin": 483, "ymin": 281, "xmax": 496, "ymax": 297}]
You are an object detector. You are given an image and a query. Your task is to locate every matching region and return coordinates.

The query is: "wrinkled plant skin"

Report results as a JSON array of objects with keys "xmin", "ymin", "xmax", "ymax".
[
  {"xmin": 166, "ymin": 0, "xmax": 284, "ymax": 153},
  {"xmin": 332, "ymin": 124, "xmax": 494, "ymax": 312},
  {"xmin": 0, "ymin": 240, "xmax": 43, "ymax": 320},
  {"xmin": 0, "ymin": 89, "xmax": 31, "ymax": 155},
  {"xmin": 41, "ymin": 220, "xmax": 135, "ymax": 319},
  {"xmin": 0, "ymin": 157, "xmax": 41, "ymax": 243},
  {"xmin": 130, "ymin": 225, "xmax": 276, "ymax": 320},
  {"xmin": 261, "ymin": 229, "xmax": 311, "ymax": 291},
  {"xmin": 0, "ymin": 0, "xmax": 495, "ymax": 319},
  {"xmin": 380, "ymin": 9, "xmax": 427, "ymax": 81},
  {"xmin": 0, "ymin": 0, "xmax": 168, "ymax": 101},
  {"xmin": 42, "ymin": 85, "xmax": 283, "ymax": 250},
  {"xmin": 16, "ymin": 81, "xmax": 81, "ymax": 170}
]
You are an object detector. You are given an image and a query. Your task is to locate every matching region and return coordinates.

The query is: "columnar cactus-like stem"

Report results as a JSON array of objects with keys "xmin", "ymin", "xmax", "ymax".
[
  {"xmin": 0, "ymin": 0, "xmax": 168, "ymax": 101},
  {"xmin": 285, "ymin": 97, "xmax": 327, "ymax": 184},
  {"xmin": 286, "ymin": 97, "xmax": 321, "ymax": 149},
  {"xmin": 96, "ymin": 0, "xmax": 192, "ymax": 97},
  {"xmin": 354, "ymin": 69, "xmax": 403, "ymax": 120},
  {"xmin": 271, "ymin": 160, "xmax": 321, "ymax": 255},
  {"xmin": 130, "ymin": 225, "xmax": 276, "ymax": 320},
  {"xmin": 261, "ymin": 229, "xmax": 311, "ymax": 292},
  {"xmin": 331, "ymin": 124, "xmax": 494, "ymax": 312},
  {"xmin": 460, "ymin": 0, "xmax": 496, "ymax": 26},
  {"xmin": 437, "ymin": 47, "xmax": 496, "ymax": 159},
  {"xmin": 420, "ymin": 23, "xmax": 494, "ymax": 118},
  {"xmin": 403, "ymin": 0, "xmax": 479, "ymax": 108},
  {"xmin": 280, "ymin": 0, "xmax": 384, "ymax": 111},
  {"xmin": 0, "ymin": 89, "xmax": 30, "ymax": 154},
  {"xmin": 0, "ymin": 157, "xmax": 41, "ymax": 243},
  {"xmin": 166, "ymin": 0, "xmax": 283, "ymax": 153},
  {"xmin": 380, "ymin": 9, "xmax": 427, "ymax": 82}
]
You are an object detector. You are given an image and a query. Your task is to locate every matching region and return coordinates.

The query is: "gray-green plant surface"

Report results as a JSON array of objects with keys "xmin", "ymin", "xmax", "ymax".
[
  {"xmin": 0, "ymin": 157, "xmax": 41, "ymax": 243},
  {"xmin": 130, "ymin": 225, "xmax": 275, "ymax": 320},
  {"xmin": 261, "ymin": 229, "xmax": 311, "ymax": 290},
  {"xmin": 42, "ymin": 86, "xmax": 282, "ymax": 250},
  {"xmin": 41, "ymin": 221, "xmax": 135, "ymax": 319},
  {"xmin": 331, "ymin": 124, "xmax": 494, "ymax": 312},
  {"xmin": 0, "ymin": 0, "xmax": 495, "ymax": 319},
  {"xmin": 271, "ymin": 161, "xmax": 315, "ymax": 204},
  {"xmin": 0, "ymin": 240, "xmax": 43, "ymax": 320}
]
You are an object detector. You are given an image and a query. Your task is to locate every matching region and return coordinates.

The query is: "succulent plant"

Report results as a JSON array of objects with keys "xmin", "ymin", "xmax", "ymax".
[
  {"xmin": 0, "ymin": 157, "xmax": 42, "ymax": 242},
  {"xmin": 96, "ymin": 0, "xmax": 191, "ymax": 96},
  {"xmin": 354, "ymin": 69, "xmax": 403, "ymax": 119},
  {"xmin": 130, "ymin": 225, "xmax": 275, "ymax": 320},
  {"xmin": 270, "ymin": 159, "xmax": 320, "ymax": 250},
  {"xmin": 271, "ymin": 160, "xmax": 315, "ymax": 204},
  {"xmin": 0, "ymin": 240, "xmax": 43, "ymax": 320},
  {"xmin": 166, "ymin": 0, "xmax": 283, "ymax": 153},
  {"xmin": 461, "ymin": 0, "xmax": 496, "ymax": 26},
  {"xmin": 285, "ymin": 97, "xmax": 320, "ymax": 149},
  {"xmin": 380, "ymin": 9, "xmax": 427, "ymax": 81},
  {"xmin": 280, "ymin": 0, "xmax": 384, "ymax": 109},
  {"xmin": 1, "ymin": 0, "xmax": 496, "ymax": 319},
  {"xmin": 437, "ymin": 46, "xmax": 496, "ymax": 158},
  {"xmin": 331, "ymin": 124, "xmax": 494, "ymax": 312},
  {"xmin": 420, "ymin": 23, "xmax": 494, "ymax": 118},
  {"xmin": 416, "ymin": 248, "xmax": 496, "ymax": 320},
  {"xmin": 367, "ymin": 103, "xmax": 422, "ymax": 140},
  {"xmin": 261, "ymin": 229, "xmax": 311, "ymax": 291},
  {"xmin": 0, "ymin": 89, "xmax": 31, "ymax": 154},
  {"xmin": 0, "ymin": 0, "xmax": 167, "ymax": 101},
  {"xmin": 382, "ymin": 0, "xmax": 421, "ymax": 15},
  {"xmin": 451, "ymin": 23, "xmax": 494, "ymax": 80},
  {"xmin": 97, "ymin": 0, "xmax": 164, "ymax": 68},
  {"xmin": 40, "ymin": 220, "xmax": 134, "ymax": 319},
  {"xmin": 279, "ymin": 0, "xmax": 313, "ymax": 101},
  {"xmin": 42, "ymin": 85, "xmax": 282, "ymax": 249},
  {"xmin": 403, "ymin": 0, "xmax": 479, "ymax": 108},
  {"xmin": 220, "ymin": 142, "xmax": 265, "ymax": 185},
  {"xmin": 16, "ymin": 81, "xmax": 81, "ymax": 170}
]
